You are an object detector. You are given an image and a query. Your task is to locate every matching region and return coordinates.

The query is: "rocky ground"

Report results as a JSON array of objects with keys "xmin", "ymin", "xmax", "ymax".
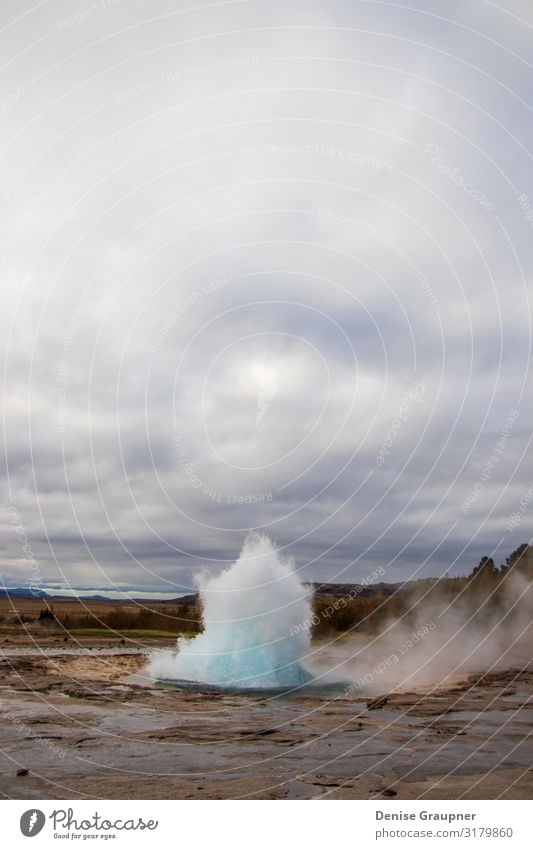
[{"xmin": 0, "ymin": 636, "xmax": 531, "ymax": 800}]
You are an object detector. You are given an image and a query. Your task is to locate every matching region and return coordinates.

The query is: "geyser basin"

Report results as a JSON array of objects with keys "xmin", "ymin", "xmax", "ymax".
[
  {"xmin": 153, "ymin": 673, "xmax": 351, "ymax": 698},
  {"xmin": 148, "ymin": 533, "xmax": 316, "ymax": 690}
]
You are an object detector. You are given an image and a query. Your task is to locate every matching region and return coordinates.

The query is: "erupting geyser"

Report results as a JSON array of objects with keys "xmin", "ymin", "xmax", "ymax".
[{"xmin": 148, "ymin": 533, "xmax": 314, "ymax": 689}]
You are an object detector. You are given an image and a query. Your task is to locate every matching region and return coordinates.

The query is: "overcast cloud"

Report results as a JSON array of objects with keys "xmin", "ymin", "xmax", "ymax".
[{"xmin": 1, "ymin": 0, "xmax": 532, "ymax": 593}]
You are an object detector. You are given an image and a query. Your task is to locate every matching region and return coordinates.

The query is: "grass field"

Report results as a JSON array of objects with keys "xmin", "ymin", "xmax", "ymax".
[
  {"xmin": 68, "ymin": 628, "xmax": 181, "ymax": 639},
  {"xmin": 0, "ymin": 594, "xmax": 201, "ymax": 640}
]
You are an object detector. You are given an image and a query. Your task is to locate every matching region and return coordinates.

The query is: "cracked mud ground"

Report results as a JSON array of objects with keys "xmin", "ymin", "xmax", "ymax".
[{"xmin": 0, "ymin": 640, "xmax": 531, "ymax": 800}]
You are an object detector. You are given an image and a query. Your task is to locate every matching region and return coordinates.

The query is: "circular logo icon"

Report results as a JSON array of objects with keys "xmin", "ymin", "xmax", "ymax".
[{"xmin": 20, "ymin": 809, "xmax": 46, "ymax": 837}]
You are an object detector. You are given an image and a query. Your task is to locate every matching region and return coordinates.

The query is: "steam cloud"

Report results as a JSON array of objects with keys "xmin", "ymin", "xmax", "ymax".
[
  {"xmin": 149, "ymin": 534, "xmax": 533, "ymax": 697},
  {"xmin": 322, "ymin": 567, "xmax": 533, "ymax": 695},
  {"xmin": 148, "ymin": 533, "xmax": 314, "ymax": 688}
]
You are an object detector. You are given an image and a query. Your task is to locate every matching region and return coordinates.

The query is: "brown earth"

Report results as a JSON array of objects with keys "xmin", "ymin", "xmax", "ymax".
[{"xmin": 0, "ymin": 634, "xmax": 531, "ymax": 800}]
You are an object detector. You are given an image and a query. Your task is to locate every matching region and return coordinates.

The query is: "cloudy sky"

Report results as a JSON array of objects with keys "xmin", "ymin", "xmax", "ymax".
[{"xmin": 1, "ymin": 0, "xmax": 532, "ymax": 594}]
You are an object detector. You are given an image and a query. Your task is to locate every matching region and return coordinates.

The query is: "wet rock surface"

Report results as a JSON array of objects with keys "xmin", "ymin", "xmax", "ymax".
[{"xmin": 0, "ymin": 643, "xmax": 532, "ymax": 800}]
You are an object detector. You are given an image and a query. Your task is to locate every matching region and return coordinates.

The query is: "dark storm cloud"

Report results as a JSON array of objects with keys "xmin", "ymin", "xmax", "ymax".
[{"xmin": 1, "ymin": 0, "xmax": 532, "ymax": 591}]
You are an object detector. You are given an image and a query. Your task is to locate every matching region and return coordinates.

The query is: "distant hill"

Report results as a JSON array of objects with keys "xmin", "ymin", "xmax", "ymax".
[
  {"xmin": 308, "ymin": 581, "xmax": 408, "ymax": 599},
  {"xmin": 0, "ymin": 587, "xmax": 50, "ymax": 599},
  {"xmin": 0, "ymin": 587, "xmax": 196, "ymax": 604},
  {"xmin": 0, "ymin": 583, "xmax": 408, "ymax": 604}
]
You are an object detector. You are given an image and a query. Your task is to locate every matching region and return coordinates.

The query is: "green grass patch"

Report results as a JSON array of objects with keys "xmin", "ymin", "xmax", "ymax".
[{"xmin": 68, "ymin": 628, "xmax": 180, "ymax": 639}]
